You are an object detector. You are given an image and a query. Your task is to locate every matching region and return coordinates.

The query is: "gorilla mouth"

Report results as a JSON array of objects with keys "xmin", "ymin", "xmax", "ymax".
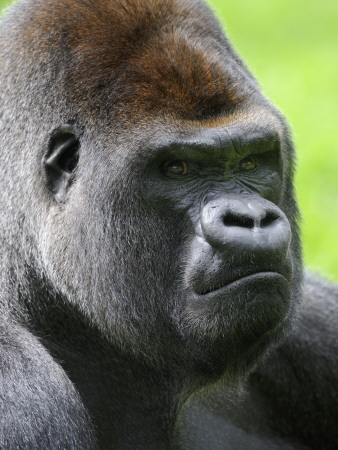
[{"xmin": 196, "ymin": 272, "xmax": 288, "ymax": 296}]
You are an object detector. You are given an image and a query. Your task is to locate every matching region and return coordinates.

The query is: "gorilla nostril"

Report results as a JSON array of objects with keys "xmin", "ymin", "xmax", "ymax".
[
  {"xmin": 222, "ymin": 213, "xmax": 254, "ymax": 229},
  {"xmin": 222, "ymin": 211, "xmax": 280, "ymax": 229},
  {"xmin": 261, "ymin": 212, "xmax": 279, "ymax": 228}
]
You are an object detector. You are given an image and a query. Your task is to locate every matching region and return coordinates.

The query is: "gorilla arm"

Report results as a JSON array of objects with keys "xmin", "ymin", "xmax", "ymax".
[{"xmin": 0, "ymin": 316, "xmax": 95, "ymax": 449}]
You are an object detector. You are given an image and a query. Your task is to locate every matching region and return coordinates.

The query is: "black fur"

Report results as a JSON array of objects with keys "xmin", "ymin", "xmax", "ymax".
[{"xmin": 177, "ymin": 274, "xmax": 338, "ymax": 450}]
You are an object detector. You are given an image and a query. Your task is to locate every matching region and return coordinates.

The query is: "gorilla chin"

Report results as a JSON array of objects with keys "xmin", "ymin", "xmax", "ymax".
[{"xmin": 181, "ymin": 272, "xmax": 291, "ymax": 379}]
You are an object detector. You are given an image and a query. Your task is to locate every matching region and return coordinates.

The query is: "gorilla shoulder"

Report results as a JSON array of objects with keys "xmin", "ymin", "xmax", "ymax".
[{"xmin": 177, "ymin": 274, "xmax": 338, "ymax": 450}]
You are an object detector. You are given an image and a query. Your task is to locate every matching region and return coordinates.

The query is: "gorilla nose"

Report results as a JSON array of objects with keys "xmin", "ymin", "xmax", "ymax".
[{"xmin": 200, "ymin": 197, "xmax": 292, "ymax": 263}]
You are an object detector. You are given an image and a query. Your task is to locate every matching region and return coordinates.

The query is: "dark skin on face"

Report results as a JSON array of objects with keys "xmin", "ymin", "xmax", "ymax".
[
  {"xmin": 139, "ymin": 122, "xmax": 293, "ymax": 354},
  {"xmin": 0, "ymin": 0, "xmax": 315, "ymax": 449}
]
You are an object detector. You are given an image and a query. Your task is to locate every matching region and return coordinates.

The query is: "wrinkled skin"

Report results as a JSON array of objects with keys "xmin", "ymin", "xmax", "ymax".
[{"xmin": 0, "ymin": 0, "xmax": 335, "ymax": 449}]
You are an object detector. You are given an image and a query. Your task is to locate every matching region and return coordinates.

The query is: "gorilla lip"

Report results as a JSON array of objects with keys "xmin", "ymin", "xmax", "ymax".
[{"xmin": 195, "ymin": 271, "xmax": 288, "ymax": 297}]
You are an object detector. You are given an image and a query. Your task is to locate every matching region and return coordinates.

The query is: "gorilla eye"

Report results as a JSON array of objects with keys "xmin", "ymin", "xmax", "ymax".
[
  {"xmin": 164, "ymin": 161, "xmax": 188, "ymax": 175},
  {"xmin": 238, "ymin": 156, "xmax": 256, "ymax": 172}
]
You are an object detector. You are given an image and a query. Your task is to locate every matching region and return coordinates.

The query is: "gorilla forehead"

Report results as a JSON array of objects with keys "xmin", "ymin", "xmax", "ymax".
[{"xmin": 14, "ymin": 0, "xmax": 255, "ymax": 119}]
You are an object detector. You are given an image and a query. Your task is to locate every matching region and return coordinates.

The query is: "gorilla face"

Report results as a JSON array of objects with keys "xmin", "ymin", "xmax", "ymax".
[{"xmin": 40, "ymin": 108, "xmax": 300, "ymax": 379}]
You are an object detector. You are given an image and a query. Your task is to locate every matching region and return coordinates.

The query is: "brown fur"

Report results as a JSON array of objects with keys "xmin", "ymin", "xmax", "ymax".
[{"xmin": 16, "ymin": 0, "xmax": 247, "ymax": 120}]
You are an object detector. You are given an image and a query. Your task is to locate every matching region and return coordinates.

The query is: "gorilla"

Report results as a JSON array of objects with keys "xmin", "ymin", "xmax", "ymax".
[{"xmin": 0, "ymin": 0, "xmax": 336, "ymax": 449}]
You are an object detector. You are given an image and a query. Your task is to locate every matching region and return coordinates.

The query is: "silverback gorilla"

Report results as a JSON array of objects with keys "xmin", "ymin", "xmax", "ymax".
[{"xmin": 0, "ymin": 0, "xmax": 337, "ymax": 449}]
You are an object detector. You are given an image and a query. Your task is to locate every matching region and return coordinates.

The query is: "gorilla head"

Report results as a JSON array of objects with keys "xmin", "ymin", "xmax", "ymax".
[{"xmin": 0, "ymin": 0, "xmax": 302, "ymax": 386}]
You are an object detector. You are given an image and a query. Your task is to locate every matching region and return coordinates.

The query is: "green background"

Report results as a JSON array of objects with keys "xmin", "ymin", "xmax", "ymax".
[{"xmin": 1, "ymin": 0, "xmax": 337, "ymax": 281}]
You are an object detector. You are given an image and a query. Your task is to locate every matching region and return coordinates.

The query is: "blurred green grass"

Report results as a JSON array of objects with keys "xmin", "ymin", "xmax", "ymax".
[{"xmin": 1, "ymin": 0, "xmax": 337, "ymax": 281}]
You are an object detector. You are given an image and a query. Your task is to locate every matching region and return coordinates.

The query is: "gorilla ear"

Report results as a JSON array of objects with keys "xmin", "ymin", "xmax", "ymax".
[{"xmin": 42, "ymin": 125, "xmax": 80, "ymax": 203}]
